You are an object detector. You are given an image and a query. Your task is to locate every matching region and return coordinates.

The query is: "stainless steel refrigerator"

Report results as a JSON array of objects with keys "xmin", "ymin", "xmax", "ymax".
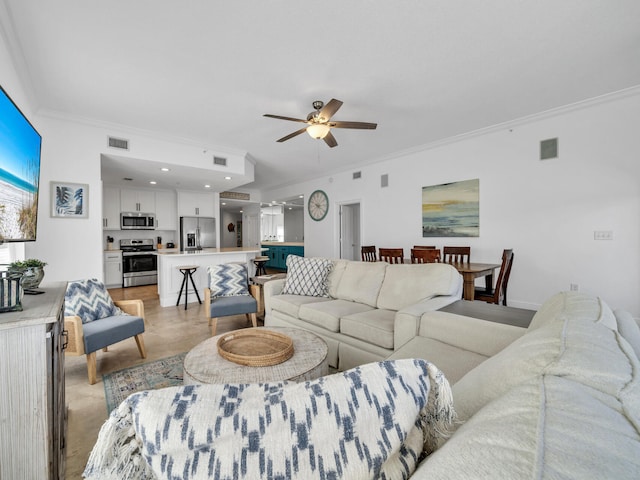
[{"xmin": 180, "ymin": 216, "xmax": 216, "ymax": 251}]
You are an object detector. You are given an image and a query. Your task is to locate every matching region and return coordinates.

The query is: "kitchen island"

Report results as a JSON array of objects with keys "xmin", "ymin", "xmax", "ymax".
[{"xmin": 157, "ymin": 247, "xmax": 265, "ymax": 307}]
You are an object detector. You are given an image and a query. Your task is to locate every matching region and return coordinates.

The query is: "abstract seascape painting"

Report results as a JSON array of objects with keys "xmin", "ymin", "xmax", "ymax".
[{"xmin": 422, "ymin": 178, "xmax": 479, "ymax": 237}]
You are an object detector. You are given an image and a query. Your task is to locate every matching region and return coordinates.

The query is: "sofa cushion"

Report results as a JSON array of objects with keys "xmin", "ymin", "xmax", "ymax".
[
  {"xmin": 207, "ymin": 263, "xmax": 249, "ymax": 298},
  {"xmin": 65, "ymin": 278, "xmax": 122, "ymax": 324},
  {"xmin": 327, "ymin": 259, "xmax": 348, "ymax": 298},
  {"xmin": 388, "ymin": 337, "xmax": 488, "ymax": 384},
  {"xmin": 417, "ymin": 375, "xmax": 640, "ymax": 479},
  {"xmin": 282, "ymin": 256, "xmax": 332, "ymax": 297},
  {"xmin": 269, "ymin": 294, "xmax": 332, "ymax": 318},
  {"xmin": 334, "ymin": 261, "xmax": 387, "ymax": 307},
  {"xmin": 616, "ymin": 309, "xmax": 640, "ymax": 358},
  {"xmin": 528, "ymin": 291, "xmax": 617, "ymax": 331},
  {"xmin": 453, "ymin": 307, "xmax": 637, "ymax": 423},
  {"xmin": 340, "ymin": 308, "xmax": 396, "ymax": 349},
  {"xmin": 298, "ymin": 299, "xmax": 374, "ymax": 333},
  {"xmin": 377, "ymin": 263, "xmax": 461, "ymax": 311}
]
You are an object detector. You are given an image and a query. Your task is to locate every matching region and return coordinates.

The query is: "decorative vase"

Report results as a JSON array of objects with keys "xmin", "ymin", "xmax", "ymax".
[{"xmin": 20, "ymin": 266, "xmax": 45, "ymax": 291}]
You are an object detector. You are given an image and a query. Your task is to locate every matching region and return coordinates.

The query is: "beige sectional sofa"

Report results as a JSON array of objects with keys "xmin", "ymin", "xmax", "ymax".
[
  {"xmin": 264, "ymin": 258, "xmax": 463, "ymax": 370},
  {"xmin": 267, "ymin": 259, "xmax": 640, "ymax": 476},
  {"xmin": 410, "ymin": 291, "xmax": 640, "ymax": 478}
]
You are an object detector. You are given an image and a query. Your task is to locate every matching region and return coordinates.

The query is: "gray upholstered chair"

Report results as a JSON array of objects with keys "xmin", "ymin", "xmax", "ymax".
[
  {"xmin": 64, "ymin": 279, "xmax": 146, "ymax": 385},
  {"xmin": 204, "ymin": 263, "xmax": 258, "ymax": 335}
]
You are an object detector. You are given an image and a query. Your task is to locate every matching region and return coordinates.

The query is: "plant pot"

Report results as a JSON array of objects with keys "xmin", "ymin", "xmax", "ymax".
[{"xmin": 20, "ymin": 266, "xmax": 45, "ymax": 291}]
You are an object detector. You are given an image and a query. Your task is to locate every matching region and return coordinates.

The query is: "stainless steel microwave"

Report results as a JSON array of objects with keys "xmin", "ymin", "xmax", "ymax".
[{"xmin": 120, "ymin": 212, "xmax": 156, "ymax": 230}]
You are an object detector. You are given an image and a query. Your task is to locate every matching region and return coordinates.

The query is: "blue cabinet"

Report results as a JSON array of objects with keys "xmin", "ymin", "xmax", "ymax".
[{"xmin": 261, "ymin": 245, "xmax": 304, "ymax": 271}]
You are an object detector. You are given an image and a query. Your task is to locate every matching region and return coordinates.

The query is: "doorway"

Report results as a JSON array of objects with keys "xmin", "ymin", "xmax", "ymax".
[{"xmin": 339, "ymin": 202, "xmax": 361, "ymax": 261}]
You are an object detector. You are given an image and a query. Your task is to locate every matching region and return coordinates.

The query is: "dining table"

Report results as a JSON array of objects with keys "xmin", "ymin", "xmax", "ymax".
[{"xmin": 447, "ymin": 262, "xmax": 501, "ymax": 301}]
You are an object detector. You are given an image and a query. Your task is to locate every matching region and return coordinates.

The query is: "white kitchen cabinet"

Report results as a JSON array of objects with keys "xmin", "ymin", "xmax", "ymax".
[
  {"xmin": 102, "ymin": 186, "xmax": 121, "ymax": 230},
  {"xmin": 104, "ymin": 251, "xmax": 123, "ymax": 287},
  {"xmin": 0, "ymin": 282, "xmax": 66, "ymax": 479},
  {"xmin": 178, "ymin": 191, "xmax": 215, "ymax": 217},
  {"xmin": 121, "ymin": 189, "xmax": 156, "ymax": 213},
  {"xmin": 155, "ymin": 190, "xmax": 177, "ymax": 230}
]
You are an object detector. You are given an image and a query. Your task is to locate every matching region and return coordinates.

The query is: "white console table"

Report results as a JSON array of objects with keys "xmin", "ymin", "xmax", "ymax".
[{"xmin": 0, "ymin": 282, "xmax": 67, "ymax": 479}]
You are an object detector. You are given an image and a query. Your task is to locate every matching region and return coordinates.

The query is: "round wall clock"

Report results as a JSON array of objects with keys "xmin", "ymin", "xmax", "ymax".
[{"xmin": 308, "ymin": 190, "xmax": 329, "ymax": 221}]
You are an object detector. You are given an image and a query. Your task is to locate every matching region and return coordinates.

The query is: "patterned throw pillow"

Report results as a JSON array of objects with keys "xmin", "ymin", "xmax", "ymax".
[
  {"xmin": 282, "ymin": 255, "xmax": 332, "ymax": 297},
  {"xmin": 208, "ymin": 263, "xmax": 250, "ymax": 298},
  {"xmin": 65, "ymin": 278, "xmax": 123, "ymax": 324}
]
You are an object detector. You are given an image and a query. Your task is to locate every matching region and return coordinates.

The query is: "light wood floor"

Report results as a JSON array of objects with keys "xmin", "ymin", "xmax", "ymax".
[{"xmin": 64, "ymin": 285, "xmax": 262, "ymax": 479}]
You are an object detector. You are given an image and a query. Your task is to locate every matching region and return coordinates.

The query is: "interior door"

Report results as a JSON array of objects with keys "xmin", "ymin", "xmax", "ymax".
[
  {"xmin": 340, "ymin": 203, "xmax": 360, "ymax": 260},
  {"xmin": 242, "ymin": 203, "xmax": 261, "ymax": 248}
]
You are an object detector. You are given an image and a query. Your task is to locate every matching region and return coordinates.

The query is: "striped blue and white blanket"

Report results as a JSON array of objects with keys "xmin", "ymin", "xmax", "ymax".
[{"xmin": 84, "ymin": 359, "xmax": 455, "ymax": 479}]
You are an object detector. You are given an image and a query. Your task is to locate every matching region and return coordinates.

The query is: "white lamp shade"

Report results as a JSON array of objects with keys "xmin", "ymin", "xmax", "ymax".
[{"xmin": 306, "ymin": 123, "xmax": 331, "ymax": 139}]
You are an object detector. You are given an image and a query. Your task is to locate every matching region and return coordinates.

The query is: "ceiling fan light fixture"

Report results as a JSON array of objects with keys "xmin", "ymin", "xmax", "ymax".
[{"xmin": 307, "ymin": 123, "xmax": 331, "ymax": 139}]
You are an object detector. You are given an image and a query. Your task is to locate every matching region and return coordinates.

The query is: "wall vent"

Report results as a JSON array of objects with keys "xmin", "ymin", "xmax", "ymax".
[
  {"xmin": 213, "ymin": 156, "xmax": 227, "ymax": 166},
  {"xmin": 107, "ymin": 136, "xmax": 129, "ymax": 150},
  {"xmin": 540, "ymin": 138, "xmax": 558, "ymax": 160},
  {"xmin": 381, "ymin": 174, "xmax": 389, "ymax": 188},
  {"xmin": 353, "ymin": 171, "xmax": 362, "ymax": 180}
]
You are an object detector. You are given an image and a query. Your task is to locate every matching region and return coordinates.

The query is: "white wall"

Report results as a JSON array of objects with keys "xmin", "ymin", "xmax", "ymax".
[
  {"xmin": 220, "ymin": 211, "xmax": 241, "ymax": 248},
  {"xmin": 265, "ymin": 92, "xmax": 640, "ymax": 315}
]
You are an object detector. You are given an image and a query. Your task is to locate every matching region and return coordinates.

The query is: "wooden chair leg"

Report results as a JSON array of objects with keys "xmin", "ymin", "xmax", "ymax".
[
  {"xmin": 210, "ymin": 317, "xmax": 218, "ymax": 336},
  {"xmin": 134, "ymin": 334, "xmax": 147, "ymax": 359},
  {"xmin": 247, "ymin": 313, "xmax": 257, "ymax": 328},
  {"xmin": 86, "ymin": 352, "xmax": 97, "ymax": 385}
]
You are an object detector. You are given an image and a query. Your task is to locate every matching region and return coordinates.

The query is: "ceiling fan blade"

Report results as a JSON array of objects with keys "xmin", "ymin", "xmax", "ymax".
[
  {"xmin": 323, "ymin": 131, "xmax": 338, "ymax": 148},
  {"xmin": 330, "ymin": 121, "xmax": 377, "ymax": 130},
  {"xmin": 264, "ymin": 114, "xmax": 308, "ymax": 123},
  {"xmin": 277, "ymin": 127, "xmax": 308, "ymax": 143},
  {"xmin": 318, "ymin": 99, "xmax": 343, "ymax": 122}
]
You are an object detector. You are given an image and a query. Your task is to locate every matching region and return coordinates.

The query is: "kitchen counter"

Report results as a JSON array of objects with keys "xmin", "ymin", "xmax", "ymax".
[
  {"xmin": 261, "ymin": 242, "xmax": 304, "ymax": 246},
  {"xmin": 156, "ymin": 247, "xmax": 265, "ymax": 307},
  {"xmin": 158, "ymin": 247, "xmax": 266, "ymax": 256}
]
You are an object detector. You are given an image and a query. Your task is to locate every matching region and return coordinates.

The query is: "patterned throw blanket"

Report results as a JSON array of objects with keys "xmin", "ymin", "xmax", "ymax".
[{"xmin": 84, "ymin": 359, "xmax": 455, "ymax": 479}]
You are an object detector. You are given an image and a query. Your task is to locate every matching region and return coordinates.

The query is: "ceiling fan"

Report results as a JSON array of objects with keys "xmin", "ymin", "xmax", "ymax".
[{"xmin": 264, "ymin": 99, "xmax": 377, "ymax": 148}]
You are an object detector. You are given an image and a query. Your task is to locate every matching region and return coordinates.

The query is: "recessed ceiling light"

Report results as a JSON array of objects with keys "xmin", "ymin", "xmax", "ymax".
[
  {"xmin": 161, "ymin": 167, "xmax": 170, "ymax": 172},
  {"xmin": 239, "ymin": 210, "xmax": 243, "ymax": 213},
  {"xmin": 222, "ymin": 202, "xmax": 226, "ymax": 206},
  {"xmin": 224, "ymin": 176, "xmax": 232, "ymax": 180},
  {"xmin": 149, "ymin": 181, "xmax": 157, "ymax": 185},
  {"xmin": 204, "ymin": 184, "xmax": 211, "ymax": 188},
  {"xmin": 299, "ymin": 195, "xmax": 303, "ymax": 198}
]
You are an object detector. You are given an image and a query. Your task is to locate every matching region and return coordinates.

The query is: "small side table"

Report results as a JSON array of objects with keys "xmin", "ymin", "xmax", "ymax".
[
  {"xmin": 250, "ymin": 273, "xmax": 287, "ymax": 318},
  {"xmin": 176, "ymin": 265, "xmax": 202, "ymax": 310}
]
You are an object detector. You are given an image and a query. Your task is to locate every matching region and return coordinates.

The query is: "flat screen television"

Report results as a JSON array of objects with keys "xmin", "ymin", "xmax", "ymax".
[{"xmin": 0, "ymin": 85, "xmax": 42, "ymax": 242}]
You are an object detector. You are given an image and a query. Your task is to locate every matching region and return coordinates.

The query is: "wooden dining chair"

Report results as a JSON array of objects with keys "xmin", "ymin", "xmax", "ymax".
[
  {"xmin": 413, "ymin": 245, "xmax": 436, "ymax": 249},
  {"xmin": 361, "ymin": 245, "xmax": 377, "ymax": 262},
  {"xmin": 443, "ymin": 246, "xmax": 471, "ymax": 263},
  {"xmin": 379, "ymin": 248, "xmax": 404, "ymax": 264},
  {"xmin": 474, "ymin": 249, "xmax": 514, "ymax": 306},
  {"xmin": 411, "ymin": 248, "xmax": 441, "ymax": 263}
]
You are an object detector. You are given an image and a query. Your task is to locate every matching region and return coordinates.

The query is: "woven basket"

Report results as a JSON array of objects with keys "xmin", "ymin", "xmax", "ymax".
[{"xmin": 217, "ymin": 328, "xmax": 294, "ymax": 366}]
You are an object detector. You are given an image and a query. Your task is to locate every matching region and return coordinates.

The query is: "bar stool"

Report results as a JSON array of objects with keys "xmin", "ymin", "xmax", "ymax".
[
  {"xmin": 176, "ymin": 265, "xmax": 202, "ymax": 310},
  {"xmin": 253, "ymin": 256, "xmax": 269, "ymax": 276}
]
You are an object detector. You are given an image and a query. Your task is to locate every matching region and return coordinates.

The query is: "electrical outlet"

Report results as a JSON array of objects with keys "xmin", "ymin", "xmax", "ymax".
[
  {"xmin": 570, "ymin": 283, "xmax": 579, "ymax": 291},
  {"xmin": 594, "ymin": 230, "xmax": 613, "ymax": 240}
]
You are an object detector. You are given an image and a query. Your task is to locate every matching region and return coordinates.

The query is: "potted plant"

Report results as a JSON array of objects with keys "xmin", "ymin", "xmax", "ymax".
[{"xmin": 8, "ymin": 258, "xmax": 48, "ymax": 293}]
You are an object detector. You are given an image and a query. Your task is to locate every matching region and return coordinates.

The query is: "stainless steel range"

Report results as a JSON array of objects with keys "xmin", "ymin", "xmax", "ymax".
[{"xmin": 120, "ymin": 239, "xmax": 157, "ymax": 287}]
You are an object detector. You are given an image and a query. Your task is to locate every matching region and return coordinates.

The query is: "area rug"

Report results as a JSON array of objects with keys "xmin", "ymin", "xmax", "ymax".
[{"xmin": 103, "ymin": 352, "xmax": 186, "ymax": 415}]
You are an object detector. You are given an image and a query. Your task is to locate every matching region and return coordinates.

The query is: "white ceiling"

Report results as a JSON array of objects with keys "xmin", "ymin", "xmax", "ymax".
[{"xmin": 3, "ymin": 1, "xmax": 640, "ymax": 192}]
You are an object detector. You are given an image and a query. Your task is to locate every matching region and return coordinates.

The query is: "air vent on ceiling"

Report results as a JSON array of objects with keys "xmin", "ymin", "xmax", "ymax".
[
  {"xmin": 213, "ymin": 156, "xmax": 227, "ymax": 166},
  {"xmin": 107, "ymin": 136, "xmax": 129, "ymax": 150},
  {"xmin": 353, "ymin": 171, "xmax": 362, "ymax": 180}
]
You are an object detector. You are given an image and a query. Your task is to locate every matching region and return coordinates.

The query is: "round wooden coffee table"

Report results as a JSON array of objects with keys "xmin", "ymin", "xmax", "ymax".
[{"xmin": 183, "ymin": 327, "xmax": 329, "ymax": 385}]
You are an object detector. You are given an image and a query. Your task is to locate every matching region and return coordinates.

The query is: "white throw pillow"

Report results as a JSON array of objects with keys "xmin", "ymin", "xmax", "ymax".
[{"xmin": 282, "ymin": 255, "xmax": 332, "ymax": 297}]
